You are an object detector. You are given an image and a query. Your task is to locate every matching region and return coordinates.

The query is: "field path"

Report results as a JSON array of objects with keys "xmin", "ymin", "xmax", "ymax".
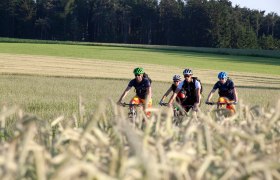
[{"xmin": 1, "ymin": 53, "xmax": 279, "ymax": 89}]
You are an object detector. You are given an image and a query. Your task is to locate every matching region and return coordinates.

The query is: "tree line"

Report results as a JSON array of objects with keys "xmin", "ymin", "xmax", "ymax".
[{"xmin": 1, "ymin": 0, "xmax": 280, "ymax": 50}]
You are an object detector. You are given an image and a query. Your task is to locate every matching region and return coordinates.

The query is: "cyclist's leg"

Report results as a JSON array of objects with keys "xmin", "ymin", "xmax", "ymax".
[
  {"xmin": 182, "ymin": 98, "xmax": 194, "ymax": 113},
  {"xmin": 130, "ymin": 96, "xmax": 141, "ymax": 105},
  {"xmin": 129, "ymin": 96, "xmax": 140, "ymax": 117},
  {"xmin": 140, "ymin": 98, "xmax": 152, "ymax": 118},
  {"xmin": 217, "ymin": 97, "xmax": 228, "ymax": 109},
  {"xmin": 226, "ymin": 100, "xmax": 236, "ymax": 116},
  {"xmin": 218, "ymin": 97, "xmax": 234, "ymax": 116}
]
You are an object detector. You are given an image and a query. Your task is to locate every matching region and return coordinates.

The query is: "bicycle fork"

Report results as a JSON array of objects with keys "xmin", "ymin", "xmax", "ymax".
[{"xmin": 128, "ymin": 107, "xmax": 137, "ymax": 123}]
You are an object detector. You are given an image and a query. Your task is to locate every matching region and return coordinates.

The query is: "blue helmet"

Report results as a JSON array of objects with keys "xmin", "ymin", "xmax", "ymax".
[{"xmin": 218, "ymin": 72, "xmax": 227, "ymax": 79}]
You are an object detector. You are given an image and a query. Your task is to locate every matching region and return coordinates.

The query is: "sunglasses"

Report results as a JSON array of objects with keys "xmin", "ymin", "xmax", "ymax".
[
  {"xmin": 135, "ymin": 74, "xmax": 141, "ymax": 77},
  {"xmin": 184, "ymin": 75, "xmax": 191, "ymax": 78},
  {"xmin": 219, "ymin": 78, "xmax": 225, "ymax": 80},
  {"xmin": 173, "ymin": 81, "xmax": 179, "ymax": 83}
]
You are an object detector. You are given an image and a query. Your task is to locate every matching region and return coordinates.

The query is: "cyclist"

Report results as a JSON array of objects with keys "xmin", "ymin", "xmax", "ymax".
[
  {"xmin": 168, "ymin": 69, "xmax": 201, "ymax": 112},
  {"xmin": 117, "ymin": 67, "xmax": 152, "ymax": 117},
  {"xmin": 159, "ymin": 75, "xmax": 185, "ymax": 105},
  {"xmin": 205, "ymin": 72, "xmax": 238, "ymax": 114}
]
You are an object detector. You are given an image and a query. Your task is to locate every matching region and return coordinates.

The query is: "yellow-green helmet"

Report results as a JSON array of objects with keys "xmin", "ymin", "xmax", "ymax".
[{"xmin": 133, "ymin": 67, "xmax": 144, "ymax": 75}]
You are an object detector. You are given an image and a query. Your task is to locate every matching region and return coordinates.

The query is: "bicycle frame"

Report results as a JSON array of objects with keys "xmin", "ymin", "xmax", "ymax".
[
  {"xmin": 206, "ymin": 101, "xmax": 235, "ymax": 118},
  {"xmin": 160, "ymin": 102, "xmax": 193, "ymax": 125},
  {"xmin": 120, "ymin": 103, "xmax": 143, "ymax": 124},
  {"xmin": 160, "ymin": 102, "xmax": 193, "ymax": 113}
]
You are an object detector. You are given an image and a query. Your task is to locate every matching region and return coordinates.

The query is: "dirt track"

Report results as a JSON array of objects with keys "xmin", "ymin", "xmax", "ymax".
[{"xmin": 1, "ymin": 53, "xmax": 279, "ymax": 89}]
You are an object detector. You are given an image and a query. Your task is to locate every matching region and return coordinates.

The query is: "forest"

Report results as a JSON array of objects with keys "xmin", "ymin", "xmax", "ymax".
[{"xmin": 1, "ymin": 0, "xmax": 280, "ymax": 50}]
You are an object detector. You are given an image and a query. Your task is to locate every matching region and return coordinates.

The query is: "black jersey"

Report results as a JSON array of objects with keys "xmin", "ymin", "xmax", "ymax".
[
  {"xmin": 128, "ymin": 78, "xmax": 151, "ymax": 99},
  {"xmin": 171, "ymin": 84, "xmax": 177, "ymax": 92},
  {"xmin": 213, "ymin": 79, "xmax": 235, "ymax": 100}
]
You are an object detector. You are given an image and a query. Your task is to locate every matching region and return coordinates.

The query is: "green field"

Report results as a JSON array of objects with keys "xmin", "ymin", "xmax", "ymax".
[
  {"xmin": 0, "ymin": 75, "xmax": 279, "ymax": 120},
  {"xmin": 0, "ymin": 42, "xmax": 280, "ymax": 120},
  {"xmin": 1, "ymin": 42, "xmax": 280, "ymax": 75}
]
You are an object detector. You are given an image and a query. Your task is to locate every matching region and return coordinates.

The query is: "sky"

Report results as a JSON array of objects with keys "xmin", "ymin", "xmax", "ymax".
[{"xmin": 230, "ymin": 0, "xmax": 280, "ymax": 15}]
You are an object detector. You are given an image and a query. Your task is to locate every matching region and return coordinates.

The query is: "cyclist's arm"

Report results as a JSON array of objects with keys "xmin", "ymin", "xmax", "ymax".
[
  {"xmin": 193, "ymin": 81, "xmax": 202, "ymax": 110},
  {"xmin": 145, "ymin": 86, "xmax": 152, "ymax": 108},
  {"xmin": 160, "ymin": 87, "xmax": 173, "ymax": 102},
  {"xmin": 117, "ymin": 86, "xmax": 132, "ymax": 104},
  {"xmin": 168, "ymin": 81, "xmax": 184, "ymax": 105},
  {"xmin": 195, "ymin": 88, "xmax": 201, "ymax": 105},
  {"xmin": 206, "ymin": 89, "xmax": 216, "ymax": 102},
  {"xmin": 168, "ymin": 88, "xmax": 180, "ymax": 105},
  {"xmin": 233, "ymin": 87, "xmax": 238, "ymax": 103}
]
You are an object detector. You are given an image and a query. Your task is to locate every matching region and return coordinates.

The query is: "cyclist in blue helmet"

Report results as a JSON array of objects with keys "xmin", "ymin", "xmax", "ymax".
[{"xmin": 206, "ymin": 72, "xmax": 238, "ymax": 113}]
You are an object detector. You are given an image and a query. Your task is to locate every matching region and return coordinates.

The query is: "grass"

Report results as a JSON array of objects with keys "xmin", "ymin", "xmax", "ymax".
[
  {"xmin": 0, "ymin": 42, "xmax": 279, "ymax": 119},
  {"xmin": 0, "ymin": 42, "xmax": 280, "ymax": 75},
  {"xmin": 0, "ymin": 75, "xmax": 279, "ymax": 120},
  {"xmin": 1, "ymin": 37, "xmax": 280, "ymax": 58},
  {"xmin": 2, "ymin": 53, "xmax": 279, "ymax": 89}
]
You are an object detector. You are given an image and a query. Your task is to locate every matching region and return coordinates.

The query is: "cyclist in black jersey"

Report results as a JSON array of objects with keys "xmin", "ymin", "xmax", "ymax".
[
  {"xmin": 206, "ymin": 72, "xmax": 238, "ymax": 114},
  {"xmin": 159, "ymin": 75, "xmax": 185, "ymax": 105},
  {"xmin": 117, "ymin": 67, "xmax": 152, "ymax": 117},
  {"xmin": 168, "ymin": 69, "xmax": 202, "ymax": 112}
]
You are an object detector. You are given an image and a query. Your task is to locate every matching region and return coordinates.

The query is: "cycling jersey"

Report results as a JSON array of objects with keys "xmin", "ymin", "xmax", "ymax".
[
  {"xmin": 177, "ymin": 78, "xmax": 201, "ymax": 110},
  {"xmin": 177, "ymin": 79, "xmax": 201, "ymax": 98},
  {"xmin": 128, "ymin": 78, "xmax": 151, "ymax": 99},
  {"xmin": 213, "ymin": 79, "xmax": 235, "ymax": 100},
  {"xmin": 171, "ymin": 84, "xmax": 177, "ymax": 92}
]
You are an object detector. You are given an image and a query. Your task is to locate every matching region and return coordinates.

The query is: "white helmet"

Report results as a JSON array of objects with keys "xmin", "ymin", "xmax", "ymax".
[
  {"xmin": 183, "ymin": 69, "xmax": 193, "ymax": 75},
  {"xmin": 172, "ymin": 74, "xmax": 181, "ymax": 81}
]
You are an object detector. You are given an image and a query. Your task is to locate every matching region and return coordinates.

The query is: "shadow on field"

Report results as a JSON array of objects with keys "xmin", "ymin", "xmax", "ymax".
[
  {"xmin": 108, "ymin": 47, "xmax": 280, "ymax": 66},
  {"xmin": 234, "ymin": 74, "xmax": 280, "ymax": 81},
  {"xmin": 237, "ymin": 85, "xmax": 280, "ymax": 90}
]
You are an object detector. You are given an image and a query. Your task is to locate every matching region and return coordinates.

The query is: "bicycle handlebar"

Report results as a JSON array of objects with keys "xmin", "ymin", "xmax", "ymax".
[
  {"xmin": 119, "ymin": 103, "xmax": 143, "ymax": 107},
  {"xmin": 205, "ymin": 102, "xmax": 237, "ymax": 105},
  {"xmin": 159, "ymin": 102, "xmax": 169, "ymax": 106},
  {"xmin": 159, "ymin": 102, "xmax": 193, "ymax": 108}
]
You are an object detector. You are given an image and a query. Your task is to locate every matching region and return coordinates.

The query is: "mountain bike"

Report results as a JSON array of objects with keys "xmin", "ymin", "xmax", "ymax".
[
  {"xmin": 119, "ymin": 102, "xmax": 144, "ymax": 125},
  {"xmin": 159, "ymin": 102, "xmax": 193, "ymax": 126}
]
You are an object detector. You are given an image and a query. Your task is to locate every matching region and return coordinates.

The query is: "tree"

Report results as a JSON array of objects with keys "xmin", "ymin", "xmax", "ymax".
[
  {"xmin": 207, "ymin": 0, "xmax": 232, "ymax": 48},
  {"xmin": 129, "ymin": 0, "xmax": 158, "ymax": 44},
  {"xmin": 185, "ymin": 0, "xmax": 212, "ymax": 47},
  {"xmin": 259, "ymin": 35, "xmax": 277, "ymax": 50},
  {"xmin": 0, "ymin": 0, "xmax": 11, "ymax": 37},
  {"xmin": 159, "ymin": 0, "xmax": 184, "ymax": 45}
]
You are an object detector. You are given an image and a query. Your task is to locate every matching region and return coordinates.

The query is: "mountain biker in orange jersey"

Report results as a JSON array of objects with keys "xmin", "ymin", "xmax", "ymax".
[
  {"xmin": 205, "ymin": 72, "xmax": 238, "ymax": 114},
  {"xmin": 168, "ymin": 69, "xmax": 201, "ymax": 112},
  {"xmin": 117, "ymin": 67, "xmax": 152, "ymax": 117},
  {"xmin": 159, "ymin": 75, "xmax": 186, "ymax": 105}
]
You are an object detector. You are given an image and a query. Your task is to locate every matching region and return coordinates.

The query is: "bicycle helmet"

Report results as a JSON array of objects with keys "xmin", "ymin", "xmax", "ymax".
[
  {"xmin": 173, "ymin": 74, "xmax": 181, "ymax": 81},
  {"xmin": 183, "ymin": 68, "xmax": 193, "ymax": 75},
  {"xmin": 218, "ymin": 72, "xmax": 227, "ymax": 79},
  {"xmin": 133, "ymin": 67, "xmax": 144, "ymax": 75}
]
